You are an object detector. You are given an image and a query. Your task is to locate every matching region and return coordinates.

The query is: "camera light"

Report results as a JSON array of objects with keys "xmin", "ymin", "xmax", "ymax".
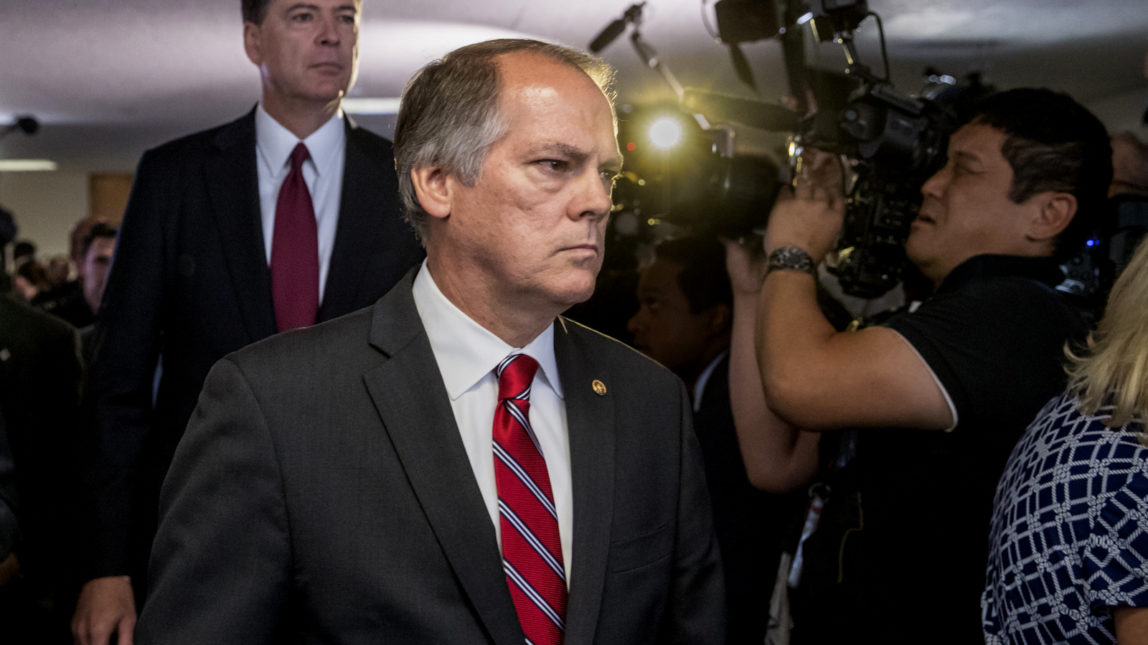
[{"xmin": 648, "ymin": 117, "xmax": 684, "ymax": 150}]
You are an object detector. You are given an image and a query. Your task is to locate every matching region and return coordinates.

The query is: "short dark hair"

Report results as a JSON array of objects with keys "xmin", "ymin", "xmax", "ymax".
[
  {"xmin": 393, "ymin": 39, "xmax": 615, "ymax": 241},
  {"xmin": 653, "ymin": 235, "xmax": 732, "ymax": 314},
  {"xmin": 82, "ymin": 222, "xmax": 119, "ymax": 256},
  {"xmin": 241, "ymin": 0, "xmax": 272, "ymax": 24},
  {"xmin": 13, "ymin": 239, "xmax": 36, "ymax": 262},
  {"xmin": 970, "ymin": 88, "xmax": 1113, "ymax": 261}
]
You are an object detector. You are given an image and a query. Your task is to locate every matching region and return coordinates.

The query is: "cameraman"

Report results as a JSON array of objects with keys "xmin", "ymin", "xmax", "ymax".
[{"xmin": 726, "ymin": 88, "xmax": 1112, "ymax": 642}]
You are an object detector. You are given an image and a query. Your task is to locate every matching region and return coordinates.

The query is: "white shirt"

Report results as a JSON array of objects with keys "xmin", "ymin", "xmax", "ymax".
[
  {"xmin": 254, "ymin": 104, "xmax": 346, "ymax": 301},
  {"xmin": 411, "ymin": 261, "xmax": 574, "ymax": 580},
  {"xmin": 693, "ymin": 350, "xmax": 728, "ymax": 413}
]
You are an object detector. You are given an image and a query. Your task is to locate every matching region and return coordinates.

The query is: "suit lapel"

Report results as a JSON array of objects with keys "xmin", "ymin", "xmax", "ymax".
[
  {"xmin": 555, "ymin": 318, "xmax": 616, "ymax": 645},
  {"xmin": 204, "ymin": 110, "xmax": 276, "ymax": 340},
  {"xmin": 361, "ymin": 274, "xmax": 523, "ymax": 645},
  {"xmin": 318, "ymin": 119, "xmax": 388, "ymax": 320}
]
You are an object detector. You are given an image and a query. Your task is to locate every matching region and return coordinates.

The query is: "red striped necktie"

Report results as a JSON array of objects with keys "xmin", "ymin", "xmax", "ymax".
[
  {"xmin": 270, "ymin": 142, "xmax": 319, "ymax": 332},
  {"xmin": 492, "ymin": 354, "xmax": 567, "ymax": 645}
]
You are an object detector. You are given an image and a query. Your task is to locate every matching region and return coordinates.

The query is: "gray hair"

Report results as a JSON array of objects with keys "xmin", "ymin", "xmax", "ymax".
[{"xmin": 393, "ymin": 38, "xmax": 616, "ymax": 242}]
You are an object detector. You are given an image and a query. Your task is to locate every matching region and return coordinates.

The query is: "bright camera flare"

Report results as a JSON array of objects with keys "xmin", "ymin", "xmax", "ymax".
[{"xmin": 648, "ymin": 117, "xmax": 684, "ymax": 150}]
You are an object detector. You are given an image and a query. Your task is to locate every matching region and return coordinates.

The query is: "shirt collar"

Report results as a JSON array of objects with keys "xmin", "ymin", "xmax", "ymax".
[
  {"xmin": 692, "ymin": 350, "xmax": 728, "ymax": 412},
  {"xmin": 937, "ymin": 254, "xmax": 1066, "ymax": 295},
  {"xmin": 255, "ymin": 103, "xmax": 345, "ymax": 178},
  {"xmin": 411, "ymin": 261, "xmax": 563, "ymax": 402}
]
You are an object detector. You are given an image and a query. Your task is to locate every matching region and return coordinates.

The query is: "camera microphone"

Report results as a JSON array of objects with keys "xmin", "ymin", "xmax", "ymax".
[
  {"xmin": 588, "ymin": 2, "xmax": 646, "ymax": 53},
  {"xmin": 681, "ymin": 89, "xmax": 800, "ymax": 132}
]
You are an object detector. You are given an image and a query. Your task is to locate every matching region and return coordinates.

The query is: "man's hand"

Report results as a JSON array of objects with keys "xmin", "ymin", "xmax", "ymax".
[
  {"xmin": 762, "ymin": 150, "xmax": 847, "ymax": 263},
  {"xmin": 72, "ymin": 576, "xmax": 137, "ymax": 645},
  {"xmin": 722, "ymin": 238, "xmax": 767, "ymax": 297}
]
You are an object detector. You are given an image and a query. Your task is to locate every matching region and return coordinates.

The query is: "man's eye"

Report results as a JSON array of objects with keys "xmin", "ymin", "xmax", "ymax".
[
  {"xmin": 538, "ymin": 160, "xmax": 568, "ymax": 173},
  {"xmin": 338, "ymin": 14, "xmax": 356, "ymax": 24},
  {"xmin": 290, "ymin": 12, "xmax": 314, "ymax": 22}
]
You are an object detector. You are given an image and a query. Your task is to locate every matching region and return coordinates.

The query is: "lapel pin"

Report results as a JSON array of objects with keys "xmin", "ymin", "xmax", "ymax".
[{"xmin": 591, "ymin": 379, "xmax": 607, "ymax": 396}]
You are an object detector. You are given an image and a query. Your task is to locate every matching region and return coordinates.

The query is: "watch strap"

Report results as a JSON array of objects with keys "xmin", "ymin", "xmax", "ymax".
[{"xmin": 765, "ymin": 245, "xmax": 816, "ymax": 276}]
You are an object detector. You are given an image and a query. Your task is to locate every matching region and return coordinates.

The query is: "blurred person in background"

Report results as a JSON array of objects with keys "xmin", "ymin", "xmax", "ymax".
[{"xmin": 629, "ymin": 234, "xmax": 803, "ymax": 645}]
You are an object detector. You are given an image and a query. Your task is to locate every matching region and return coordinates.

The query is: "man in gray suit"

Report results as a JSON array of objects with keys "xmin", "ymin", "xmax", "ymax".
[{"xmin": 136, "ymin": 39, "xmax": 724, "ymax": 644}]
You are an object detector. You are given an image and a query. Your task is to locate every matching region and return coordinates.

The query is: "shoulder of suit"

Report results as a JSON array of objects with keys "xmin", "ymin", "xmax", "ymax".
[
  {"xmin": 559, "ymin": 316, "xmax": 679, "ymax": 381},
  {"xmin": 227, "ymin": 305, "xmax": 376, "ymax": 370},
  {"xmin": 140, "ymin": 112, "xmax": 253, "ymax": 167},
  {"xmin": 0, "ymin": 296, "xmax": 78, "ymax": 353}
]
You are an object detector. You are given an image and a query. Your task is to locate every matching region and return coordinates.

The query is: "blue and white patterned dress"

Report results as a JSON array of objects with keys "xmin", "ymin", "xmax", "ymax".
[{"xmin": 983, "ymin": 392, "xmax": 1148, "ymax": 644}]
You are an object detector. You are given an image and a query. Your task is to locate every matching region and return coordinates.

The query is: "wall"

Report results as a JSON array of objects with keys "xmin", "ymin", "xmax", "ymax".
[
  {"xmin": 0, "ymin": 171, "xmax": 89, "ymax": 259},
  {"xmin": 0, "ymin": 171, "xmax": 131, "ymax": 260}
]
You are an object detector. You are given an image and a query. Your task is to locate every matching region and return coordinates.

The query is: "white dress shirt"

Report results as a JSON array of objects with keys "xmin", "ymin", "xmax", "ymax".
[
  {"xmin": 254, "ymin": 104, "xmax": 346, "ymax": 301},
  {"xmin": 692, "ymin": 350, "xmax": 728, "ymax": 413},
  {"xmin": 411, "ymin": 261, "xmax": 574, "ymax": 581}
]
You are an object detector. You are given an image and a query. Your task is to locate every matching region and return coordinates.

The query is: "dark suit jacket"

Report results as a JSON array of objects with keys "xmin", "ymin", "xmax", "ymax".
[
  {"xmin": 83, "ymin": 110, "xmax": 425, "ymax": 582},
  {"xmin": 0, "ymin": 412, "xmax": 16, "ymax": 561},
  {"xmin": 692, "ymin": 353, "xmax": 804, "ymax": 645},
  {"xmin": 136, "ymin": 272, "xmax": 725, "ymax": 644},
  {"xmin": 0, "ymin": 296, "xmax": 83, "ymax": 641}
]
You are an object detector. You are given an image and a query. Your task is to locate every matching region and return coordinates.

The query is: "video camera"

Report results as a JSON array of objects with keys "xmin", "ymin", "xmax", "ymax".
[{"xmin": 593, "ymin": 0, "xmax": 990, "ymax": 297}]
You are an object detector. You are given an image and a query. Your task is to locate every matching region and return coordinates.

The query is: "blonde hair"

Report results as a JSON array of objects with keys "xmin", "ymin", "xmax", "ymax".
[{"xmin": 1065, "ymin": 236, "xmax": 1148, "ymax": 428}]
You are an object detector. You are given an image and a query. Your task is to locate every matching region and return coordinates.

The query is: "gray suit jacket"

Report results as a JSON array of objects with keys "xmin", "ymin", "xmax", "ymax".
[{"xmin": 136, "ymin": 272, "xmax": 725, "ymax": 644}]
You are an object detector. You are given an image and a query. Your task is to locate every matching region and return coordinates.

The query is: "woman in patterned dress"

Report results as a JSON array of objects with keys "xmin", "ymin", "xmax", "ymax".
[{"xmin": 983, "ymin": 234, "xmax": 1148, "ymax": 644}]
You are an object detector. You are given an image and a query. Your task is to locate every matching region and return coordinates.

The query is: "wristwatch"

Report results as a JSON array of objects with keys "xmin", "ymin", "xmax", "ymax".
[{"xmin": 765, "ymin": 245, "xmax": 816, "ymax": 277}]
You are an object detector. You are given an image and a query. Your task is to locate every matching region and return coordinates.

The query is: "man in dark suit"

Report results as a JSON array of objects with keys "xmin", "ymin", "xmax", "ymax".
[
  {"xmin": 0, "ymin": 293, "xmax": 83, "ymax": 643},
  {"xmin": 136, "ymin": 39, "xmax": 724, "ymax": 644},
  {"xmin": 72, "ymin": 0, "xmax": 424, "ymax": 642},
  {"xmin": 628, "ymin": 235, "xmax": 801, "ymax": 644}
]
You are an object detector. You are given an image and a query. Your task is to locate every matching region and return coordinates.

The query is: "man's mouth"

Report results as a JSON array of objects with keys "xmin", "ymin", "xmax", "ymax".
[{"xmin": 564, "ymin": 244, "xmax": 599, "ymax": 256}]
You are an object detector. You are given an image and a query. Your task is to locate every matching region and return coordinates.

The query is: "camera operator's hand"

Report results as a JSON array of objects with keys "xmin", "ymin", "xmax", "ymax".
[{"xmin": 762, "ymin": 150, "xmax": 846, "ymax": 263}]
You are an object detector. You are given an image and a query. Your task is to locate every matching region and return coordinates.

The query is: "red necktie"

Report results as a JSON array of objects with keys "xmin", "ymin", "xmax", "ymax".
[
  {"xmin": 270, "ymin": 143, "xmax": 319, "ymax": 331},
  {"xmin": 492, "ymin": 354, "xmax": 567, "ymax": 645}
]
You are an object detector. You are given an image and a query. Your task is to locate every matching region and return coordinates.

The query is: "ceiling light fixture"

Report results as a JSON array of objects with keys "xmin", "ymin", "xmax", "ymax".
[{"xmin": 0, "ymin": 159, "xmax": 58, "ymax": 172}]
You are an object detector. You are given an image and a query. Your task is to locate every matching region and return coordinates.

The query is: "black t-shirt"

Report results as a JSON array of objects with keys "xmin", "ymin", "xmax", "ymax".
[{"xmin": 792, "ymin": 254, "xmax": 1087, "ymax": 644}]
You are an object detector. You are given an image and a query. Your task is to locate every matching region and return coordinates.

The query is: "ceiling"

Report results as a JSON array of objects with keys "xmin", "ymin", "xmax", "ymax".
[{"xmin": 1, "ymin": 0, "xmax": 1146, "ymax": 173}]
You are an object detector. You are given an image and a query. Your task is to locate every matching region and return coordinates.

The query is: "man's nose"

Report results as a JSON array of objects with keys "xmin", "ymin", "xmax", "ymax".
[
  {"xmin": 316, "ymin": 16, "xmax": 340, "ymax": 45},
  {"xmin": 573, "ymin": 171, "xmax": 614, "ymax": 220},
  {"xmin": 920, "ymin": 165, "xmax": 949, "ymax": 198}
]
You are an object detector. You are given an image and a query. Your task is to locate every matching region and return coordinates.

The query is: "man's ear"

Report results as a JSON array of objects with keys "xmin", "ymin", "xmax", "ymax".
[
  {"xmin": 410, "ymin": 166, "xmax": 453, "ymax": 220},
  {"xmin": 1027, "ymin": 192, "xmax": 1078, "ymax": 243},
  {"xmin": 243, "ymin": 22, "xmax": 262, "ymax": 66},
  {"xmin": 706, "ymin": 304, "xmax": 733, "ymax": 336}
]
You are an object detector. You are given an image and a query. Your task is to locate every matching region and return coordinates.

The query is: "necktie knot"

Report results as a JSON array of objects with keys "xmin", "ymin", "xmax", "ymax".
[
  {"xmin": 497, "ymin": 354, "xmax": 539, "ymax": 402},
  {"xmin": 289, "ymin": 142, "xmax": 310, "ymax": 173}
]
